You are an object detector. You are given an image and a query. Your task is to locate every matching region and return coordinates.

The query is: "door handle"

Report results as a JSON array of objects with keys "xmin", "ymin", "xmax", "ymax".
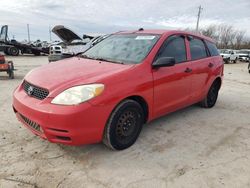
[
  {"xmin": 184, "ymin": 67, "xmax": 192, "ymax": 73},
  {"xmin": 208, "ymin": 63, "xmax": 214, "ymax": 68}
]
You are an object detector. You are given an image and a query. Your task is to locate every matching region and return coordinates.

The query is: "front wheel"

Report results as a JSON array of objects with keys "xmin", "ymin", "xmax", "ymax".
[
  {"xmin": 200, "ymin": 81, "xmax": 220, "ymax": 108},
  {"xmin": 103, "ymin": 100, "xmax": 144, "ymax": 150}
]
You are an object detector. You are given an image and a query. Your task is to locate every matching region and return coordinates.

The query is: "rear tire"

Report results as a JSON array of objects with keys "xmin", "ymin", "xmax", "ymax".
[
  {"xmin": 200, "ymin": 81, "xmax": 220, "ymax": 108},
  {"xmin": 233, "ymin": 58, "xmax": 237, "ymax": 63},
  {"xmin": 103, "ymin": 100, "xmax": 144, "ymax": 150},
  {"xmin": 8, "ymin": 47, "xmax": 19, "ymax": 56}
]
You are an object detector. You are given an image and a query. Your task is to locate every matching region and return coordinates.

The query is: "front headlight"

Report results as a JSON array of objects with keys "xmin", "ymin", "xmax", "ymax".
[{"xmin": 51, "ymin": 84, "xmax": 104, "ymax": 105}]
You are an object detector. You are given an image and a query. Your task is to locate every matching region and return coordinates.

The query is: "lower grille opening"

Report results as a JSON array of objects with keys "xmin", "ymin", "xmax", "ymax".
[
  {"xmin": 56, "ymin": 136, "xmax": 71, "ymax": 141},
  {"xmin": 13, "ymin": 106, "xmax": 17, "ymax": 113},
  {"xmin": 19, "ymin": 113, "xmax": 42, "ymax": 133}
]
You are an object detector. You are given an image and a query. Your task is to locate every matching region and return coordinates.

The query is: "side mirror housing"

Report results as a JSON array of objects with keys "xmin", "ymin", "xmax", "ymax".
[{"xmin": 152, "ymin": 57, "xmax": 176, "ymax": 68}]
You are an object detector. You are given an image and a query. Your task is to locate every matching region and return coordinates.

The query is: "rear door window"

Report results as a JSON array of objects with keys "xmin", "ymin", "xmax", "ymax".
[
  {"xmin": 155, "ymin": 35, "xmax": 187, "ymax": 63},
  {"xmin": 189, "ymin": 37, "xmax": 208, "ymax": 60}
]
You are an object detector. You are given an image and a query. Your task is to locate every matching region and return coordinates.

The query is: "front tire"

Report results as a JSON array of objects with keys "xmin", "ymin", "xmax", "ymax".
[
  {"xmin": 103, "ymin": 100, "xmax": 144, "ymax": 150},
  {"xmin": 200, "ymin": 81, "xmax": 220, "ymax": 108}
]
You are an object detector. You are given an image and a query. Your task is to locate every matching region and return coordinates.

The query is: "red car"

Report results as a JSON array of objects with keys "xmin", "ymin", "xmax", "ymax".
[{"xmin": 13, "ymin": 29, "xmax": 223, "ymax": 150}]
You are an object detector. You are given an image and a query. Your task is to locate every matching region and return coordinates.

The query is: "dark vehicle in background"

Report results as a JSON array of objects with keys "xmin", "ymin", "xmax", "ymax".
[
  {"xmin": 48, "ymin": 25, "xmax": 109, "ymax": 62},
  {"xmin": 0, "ymin": 25, "xmax": 49, "ymax": 56}
]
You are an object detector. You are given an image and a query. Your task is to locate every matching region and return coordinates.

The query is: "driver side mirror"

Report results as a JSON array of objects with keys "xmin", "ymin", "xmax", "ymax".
[{"xmin": 152, "ymin": 57, "xmax": 176, "ymax": 68}]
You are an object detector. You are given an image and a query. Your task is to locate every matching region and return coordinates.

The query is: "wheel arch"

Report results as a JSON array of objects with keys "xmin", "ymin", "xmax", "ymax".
[
  {"xmin": 213, "ymin": 76, "xmax": 222, "ymax": 90},
  {"xmin": 125, "ymin": 95, "xmax": 149, "ymax": 123},
  {"xmin": 107, "ymin": 95, "xmax": 150, "ymax": 124}
]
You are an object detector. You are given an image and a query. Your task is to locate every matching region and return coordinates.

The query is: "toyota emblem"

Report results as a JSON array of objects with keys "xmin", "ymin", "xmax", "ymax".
[{"xmin": 27, "ymin": 86, "xmax": 34, "ymax": 96}]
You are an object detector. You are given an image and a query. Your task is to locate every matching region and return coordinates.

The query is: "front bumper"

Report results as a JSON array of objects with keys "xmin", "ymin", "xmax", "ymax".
[{"xmin": 13, "ymin": 84, "xmax": 112, "ymax": 145}]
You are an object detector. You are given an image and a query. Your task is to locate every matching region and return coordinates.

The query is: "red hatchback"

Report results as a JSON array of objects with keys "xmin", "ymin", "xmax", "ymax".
[{"xmin": 13, "ymin": 29, "xmax": 223, "ymax": 150}]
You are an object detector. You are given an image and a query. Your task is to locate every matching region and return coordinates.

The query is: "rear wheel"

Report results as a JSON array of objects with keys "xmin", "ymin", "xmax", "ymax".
[
  {"xmin": 8, "ymin": 47, "xmax": 19, "ymax": 56},
  {"xmin": 200, "ymin": 81, "xmax": 220, "ymax": 108},
  {"xmin": 103, "ymin": 100, "xmax": 144, "ymax": 150}
]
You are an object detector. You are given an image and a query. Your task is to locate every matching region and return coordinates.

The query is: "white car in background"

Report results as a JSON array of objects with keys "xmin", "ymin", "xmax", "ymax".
[
  {"xmin": 219, "ymin": 49, "xmax": 239, "ymax": 64},
  {"xmin": 237, "ymin": 49, "xmax": 250, "ymax": 62}
]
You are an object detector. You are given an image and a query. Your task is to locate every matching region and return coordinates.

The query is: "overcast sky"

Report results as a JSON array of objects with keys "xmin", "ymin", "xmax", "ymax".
[{"xmin": 0, "ymin": 0, "xmax": 250, "ymax": 41}]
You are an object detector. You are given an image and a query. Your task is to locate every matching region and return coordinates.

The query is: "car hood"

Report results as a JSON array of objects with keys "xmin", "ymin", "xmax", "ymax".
[
  {"xmin": 25, "ymin": 57, "xmax": 134, "ymax": 96},
  {"xmin": 52, "ymin": 25, "xmax": 94, "ymax": 44}
]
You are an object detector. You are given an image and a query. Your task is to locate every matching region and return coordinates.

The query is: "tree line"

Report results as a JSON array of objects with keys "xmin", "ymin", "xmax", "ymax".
[{"xmin": 200, "ymin": 24, "xmax": 249, "ymax": 50}]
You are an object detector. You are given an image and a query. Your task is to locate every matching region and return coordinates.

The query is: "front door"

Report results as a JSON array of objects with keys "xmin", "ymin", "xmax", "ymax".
[{"xmin": 152, "ymin": 35, "xmax": 193, "ymax": 118}]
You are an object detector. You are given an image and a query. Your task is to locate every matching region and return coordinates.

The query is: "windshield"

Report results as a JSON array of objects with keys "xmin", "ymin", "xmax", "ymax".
[
  {"xmin": 220, "ymin": 49, "xmax": 231, "ymax": 54},
  {"xmin": 82, "ymin": 34, "xmax": 160, "ymax": 64}
]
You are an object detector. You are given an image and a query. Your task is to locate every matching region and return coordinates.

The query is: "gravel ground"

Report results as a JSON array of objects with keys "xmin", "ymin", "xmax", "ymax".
[{"xmin": 0, "ymin": 56, "xmax": 250, "ymax": 188}]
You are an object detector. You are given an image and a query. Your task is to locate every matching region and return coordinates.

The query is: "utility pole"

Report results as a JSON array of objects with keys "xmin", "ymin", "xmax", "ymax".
[
  {"xmin": 196, "ymin": 5, "xmax": 203, "ymax": 33},
  {"xmin": 49, "ymin": 26, "xmax": 52, "ymax": 42},
  {"xmin": 27, "ymin": 24, "xmax": 30, "ymax": 42}
]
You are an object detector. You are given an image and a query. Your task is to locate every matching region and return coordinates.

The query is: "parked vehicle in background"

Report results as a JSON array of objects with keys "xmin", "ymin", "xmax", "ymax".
[
  {"xmin": 0, "ymin": 25, "xmax": 49, "ymax": 56},
  {"xmin": 13, "ymin": 29, "xmax": 224, "ymax": 150},
  {"xmin": 237, "ymin": 49, "xmax": 250, "ymax": 62},
  {"xmin": 219, "ymin": 49, "xmax": 239, "ymax": 63},
  {"xmin": 48, "ymin": 25, "xmax": 109, "ymax": 62}
]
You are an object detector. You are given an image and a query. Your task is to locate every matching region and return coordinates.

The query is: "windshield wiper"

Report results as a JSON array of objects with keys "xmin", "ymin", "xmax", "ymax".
[
  {"xmin": 94, "ymin": 57, "xmax": 124, "ymax": 64},
  {"xmin": 79, "ymin": 54, "xmax": 96, "ymax": 60}
]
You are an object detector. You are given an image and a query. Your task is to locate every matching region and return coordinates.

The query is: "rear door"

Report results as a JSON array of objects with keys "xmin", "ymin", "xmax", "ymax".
[
  {"xmin": 152, "ymin": 35, "xmax": 193, "ymax": 117},
  {"xmin": 187, "ymin": 36, "xmax": 212, "ymax": 102}
]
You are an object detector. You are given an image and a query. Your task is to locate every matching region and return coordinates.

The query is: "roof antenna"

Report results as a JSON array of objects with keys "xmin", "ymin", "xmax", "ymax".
[{"xmin": 138, "ymin": 28, "xmax": 144, "ymax": 31}]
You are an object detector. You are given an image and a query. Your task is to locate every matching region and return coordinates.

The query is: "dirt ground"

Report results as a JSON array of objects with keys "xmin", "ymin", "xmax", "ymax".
[{"xmin": 0, "ymin": 56, "xmax": 250, "ymax": 188}]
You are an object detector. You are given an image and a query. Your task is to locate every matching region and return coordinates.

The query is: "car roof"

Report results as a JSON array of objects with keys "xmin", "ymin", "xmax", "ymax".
[{"xmin": 115, "ymin": 29, "xmax": 214, "ymax": 43}]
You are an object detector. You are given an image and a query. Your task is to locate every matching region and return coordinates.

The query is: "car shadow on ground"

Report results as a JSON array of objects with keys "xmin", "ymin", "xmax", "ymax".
[{"xmin": 56, "ymin": 104, "xmax": 202, "ymax": 157}]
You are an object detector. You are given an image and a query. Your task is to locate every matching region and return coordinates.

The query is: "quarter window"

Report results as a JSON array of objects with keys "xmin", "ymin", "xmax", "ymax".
[
  {"xmin": 205, "ymin": 41, "xmax": 219, "ymax": 56},
  {"xmin": 189, "ymin": 38, "xmax": 208, "ymax": 60},
  {"xmin": 155, "ymin": 36, "xmax": 187, "ymax": 63}
]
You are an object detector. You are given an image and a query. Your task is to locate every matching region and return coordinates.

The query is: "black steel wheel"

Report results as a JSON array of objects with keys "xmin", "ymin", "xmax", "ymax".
[
  {"xmin": 103, "ymin": 100, "xmax": 144, "ymax": 150},
  {"xmin": 200, "ymin": 81, "xmax": 220, "ymax": 108}
]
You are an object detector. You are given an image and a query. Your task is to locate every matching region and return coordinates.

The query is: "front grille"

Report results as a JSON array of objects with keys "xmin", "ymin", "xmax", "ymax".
[
  {"xmin": 23, "ymin": 80, "xmax": 49, "ymax": 100},
  {"xmin": 19, "ymin": 113, "xmax": 42, "ymax": 133}
]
